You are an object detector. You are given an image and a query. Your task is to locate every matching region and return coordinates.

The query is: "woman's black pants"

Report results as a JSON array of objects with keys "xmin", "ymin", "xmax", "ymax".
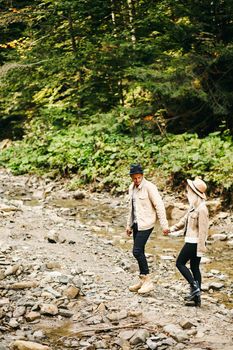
[
  {"xmin": 132, "ymin": 223, "xmax": 153, "ymax": 275},
  {"xmin": 176, "ymin": 243, "xmax": 201, "ymax": 288}
]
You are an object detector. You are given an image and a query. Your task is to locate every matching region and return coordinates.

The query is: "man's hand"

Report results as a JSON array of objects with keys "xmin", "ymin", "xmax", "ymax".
[
  {"xmin": 126, "ymin": 227, "xmax": 132, "ymax": 236},
  {"xmin": 163, "ymin": 228, "xmax": 170, "ymax": 236}
]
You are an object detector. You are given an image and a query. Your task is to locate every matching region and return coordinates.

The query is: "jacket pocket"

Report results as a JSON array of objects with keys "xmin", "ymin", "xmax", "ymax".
[{"xmin": 138, "ymin": 194, "xmax": 148, "ymax": 200}]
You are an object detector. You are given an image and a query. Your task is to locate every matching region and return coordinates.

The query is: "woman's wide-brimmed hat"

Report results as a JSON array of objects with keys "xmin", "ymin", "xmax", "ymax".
[{"xmin": 187, "ymin": 178, "xmax": 207, "ymax": 200}]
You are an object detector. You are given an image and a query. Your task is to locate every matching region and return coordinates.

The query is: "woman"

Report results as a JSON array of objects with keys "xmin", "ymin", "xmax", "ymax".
[{"xmin": 168, "ymin": 178, "xmax": 209, "ymax": 306}]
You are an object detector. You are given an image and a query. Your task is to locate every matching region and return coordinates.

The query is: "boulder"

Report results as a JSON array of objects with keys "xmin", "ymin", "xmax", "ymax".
[{"xmin": 11, "ymin": 341, "xmax": 50, "ymax": 350}]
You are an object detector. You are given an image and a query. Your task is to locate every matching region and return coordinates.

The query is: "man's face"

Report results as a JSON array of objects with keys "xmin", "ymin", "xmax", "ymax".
[{"xmin": 131, "ymin": 173, "xmax": 143, "ymax": 187}]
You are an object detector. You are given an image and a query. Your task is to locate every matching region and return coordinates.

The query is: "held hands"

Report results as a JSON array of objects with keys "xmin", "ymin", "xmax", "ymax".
[
  {"xmin": 163, "ymin": 228, "xmax": 170, "ymax": 236},
  {"xmin": 126, "ymin": 227, "xmax": 171, "ymax": 236}
]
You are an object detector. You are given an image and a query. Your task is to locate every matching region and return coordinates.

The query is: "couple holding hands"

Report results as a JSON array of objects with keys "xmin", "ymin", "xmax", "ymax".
[{"xmin": 126, "ymin": 164, "xmax": 209, "ymax": 307}]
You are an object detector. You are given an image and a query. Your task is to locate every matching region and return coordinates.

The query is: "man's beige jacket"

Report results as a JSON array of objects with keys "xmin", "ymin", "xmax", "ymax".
[{"xmin": 127, "ymin": 178, "xmax": 168, "ymax": 231}]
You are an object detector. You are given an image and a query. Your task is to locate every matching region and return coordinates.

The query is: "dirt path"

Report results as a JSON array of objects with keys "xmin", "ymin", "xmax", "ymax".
[{"xmin": 0, "ymin": 169, "xmax": 232, "ymax": 350}]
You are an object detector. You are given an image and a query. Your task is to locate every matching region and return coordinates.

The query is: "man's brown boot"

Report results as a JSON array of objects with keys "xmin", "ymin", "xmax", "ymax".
[
  {"xmin": 138, "ymin": 274, "xmax": 154, "ymax": 294},
  {"xmin": 129, "ymin": 275, "xmax": 145, "ymax": 292}
]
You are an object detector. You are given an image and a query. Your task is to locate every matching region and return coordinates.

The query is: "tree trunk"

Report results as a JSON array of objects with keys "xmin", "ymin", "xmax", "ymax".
[
  {"xmin": 110, "ymin": 0, "xmax": 117, "ymax": 28},
  {"xmin": 67, "ymin": 10, "xmax": 77, "ymax": 53},
  {"xmin": 127, "ymin": 0, "xmax": 136, "ymax": 43}
]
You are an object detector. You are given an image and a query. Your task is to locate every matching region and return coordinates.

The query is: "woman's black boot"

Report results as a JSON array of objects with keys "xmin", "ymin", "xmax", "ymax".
[
  {"xmin": 184, "ymin": 285, "xmax": 192, "ymax": 301},
  {"xmin": 194, "ymin": 294, "xmax": 201, "ymax": 307},
  {"xmin": 185, "ymin": 281, "xmax": 200, "ymax": 301},
  {"xmin": 185, "ymin": 294, "xmax": 201, "ymax": 307}
]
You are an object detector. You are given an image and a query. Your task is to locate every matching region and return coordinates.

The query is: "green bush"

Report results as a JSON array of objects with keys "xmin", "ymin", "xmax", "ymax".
[{"xmin": 0, "ymin": 123, "xmax": 232, "ymax": 203}]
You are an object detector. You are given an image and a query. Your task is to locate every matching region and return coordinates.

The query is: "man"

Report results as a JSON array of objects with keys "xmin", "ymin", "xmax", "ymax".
[{"xmin": 126, "ymin": 164, "xmax": 169, "ymax": 294}]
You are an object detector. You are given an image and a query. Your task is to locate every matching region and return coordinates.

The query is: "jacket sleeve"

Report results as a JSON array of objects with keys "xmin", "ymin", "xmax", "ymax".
[
  {"xmin": 197, "ymin": 207, "xmax": 209, "ymax": 257},
  {"xmin": 126, "ymin": 187, "xmax": 133, "ymax": 229},
  {"xmin": 170, "ymin": 212, "xmax": 189, "ymax": 232},
  {"xmin": 148, "ymin": 184, "xmax": 168, "ymax": 230}
]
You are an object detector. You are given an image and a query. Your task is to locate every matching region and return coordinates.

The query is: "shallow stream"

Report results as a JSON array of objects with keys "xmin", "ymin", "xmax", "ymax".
[{"xmin": 48, "ymin": 196, "xmax": 233, "ymax": 308}]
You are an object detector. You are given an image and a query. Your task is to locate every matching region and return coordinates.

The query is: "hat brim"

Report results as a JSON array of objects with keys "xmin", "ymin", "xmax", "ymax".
[
  {"xmin": 129, "ymin": 171, "xmax": 143, "ymax": 175},
  {"xmin": 187, "ymin": 179, "xmax": 206, "ymax": 200}
]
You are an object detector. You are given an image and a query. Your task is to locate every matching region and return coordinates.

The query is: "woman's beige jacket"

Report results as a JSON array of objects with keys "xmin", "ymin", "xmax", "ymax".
[
  {"xmin": 170, "ymin": 203, "xmax": 209, "ymax": 257},
  {"xmin": 127, "ymin": 178, "xmax": 168, "ymax": 231}
]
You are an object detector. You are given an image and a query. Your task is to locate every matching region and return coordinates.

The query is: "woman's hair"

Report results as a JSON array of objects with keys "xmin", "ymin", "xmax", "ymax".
[{"xmin": 187, "ymin": 185, "xmax": 203, "ymax": 207}]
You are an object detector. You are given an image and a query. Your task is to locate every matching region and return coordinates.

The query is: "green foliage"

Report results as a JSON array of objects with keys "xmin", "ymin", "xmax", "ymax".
[
  {"xmin": 156, "ymin": 132, "xmax": 233, "ymax": 191},
  {"xmin": 0, "ymin": 123, "xmax": 232, "ymax": 200}
]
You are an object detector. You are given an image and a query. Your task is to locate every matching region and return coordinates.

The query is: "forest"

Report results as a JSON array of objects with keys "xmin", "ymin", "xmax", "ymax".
[{"xmin": 0, "ymin": 0, "xmax": 232, "ymax": 204}]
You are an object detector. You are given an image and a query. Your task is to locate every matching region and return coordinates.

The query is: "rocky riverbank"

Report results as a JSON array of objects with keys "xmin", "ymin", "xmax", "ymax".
[{"xmin": 0, "ymin": 169, "xmax": 232, "ymax": 350}]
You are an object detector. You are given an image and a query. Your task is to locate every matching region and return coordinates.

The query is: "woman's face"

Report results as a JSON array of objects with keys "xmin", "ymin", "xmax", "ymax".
[
  {"xmin": 131, "ymin": 173, "xmax": 143, "ymax": 187},
  {"xmin": 186, "ymin": 185, "xmax": 198, "ymax": 205}
]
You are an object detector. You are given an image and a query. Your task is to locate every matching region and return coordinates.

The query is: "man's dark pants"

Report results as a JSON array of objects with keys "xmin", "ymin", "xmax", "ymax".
[{"xmin": 132, "ymin": 223, "xmax": 153, "ymax": 275}]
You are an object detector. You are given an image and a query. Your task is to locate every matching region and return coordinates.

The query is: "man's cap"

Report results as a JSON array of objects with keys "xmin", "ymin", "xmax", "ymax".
[{"xmin": 129, "ymin": 164, "xmax": 144, "ymax": 175}]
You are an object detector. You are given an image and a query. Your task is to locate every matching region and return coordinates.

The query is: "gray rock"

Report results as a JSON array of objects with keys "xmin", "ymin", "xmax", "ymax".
[
  {"xmin": 25, "ymin": 311, "xmax": 41, "ymax": 322},
  {"xmin": 95, "ymin": 340, "xmax": 108, "ymax": 349},
  {"xmin": 217, "ymin": 212, "xmax": 229, "ymax": 219},
  {"xmin": 179, "ymin": 319, "xmax": 196, "ymax": 329},
  {"xmin": 211, "ymin": 234, "xmax": 228, "ymax": 241},
  {"xmin": 150, "ymin": 336, "xmax": 176, "ymax": 349},
  {"xmin": 163, "ymin": 324, "xmax": 189, "ymax": 342},
  {"xmin": 107, "ymin": 310, "xmax": 127, "ymax": 322},
  {"xmin": 201, "ymin": 283, "xmax": 210, "ymax": 291},
  {"xmin": 46, "ymin": 229, "xmax": 59, "ymax": 243},
  {"xmin": 63, "ymin": 285, "xmax": 80, "ymax": 299},
  {"xmin": 146, "ymin": 340, "xmax": 158, "ymax": 349},
  {"xmin": 10, "ymin": 340, "xmax": 51, "ymax": 350},
  {"xmin": 209, "ymin": 282, "xmax": 225, "ymax": 290},
  {"xmin": 130, "ymin": 329, "xmax": 150, "ymax": 345},
  {"xmin": 13, "ymin": 306, "xmax": 26, "ymax": 318},
  {"xmin": 45, "ymin": 262, "xmax": 61, "ymax": 269},
  {"xmin": 114, "ymin": 337, "xmax": 131, "ymax": 350},
  {"xmin": 200, "ymin": 257, "xmax": 211, "ymax": 264},
  {"xmin": 44, "ymin": 286, "xmax": 61, "ymax": 298},
  {"xmin": 33, "ymin": 330, "xmax": 46, "ymax": 340},
  {"xmin": 40, "ymin": 303, "xmax": 58, "ymax": 315},
  {"xmin": 0, "ymin": 270, "xmax": 5, "ymax": 280},
  {"xmin": 118, "ymin": 329, "xmax": 136, "ymax": 341},
  {"xmin": 73, "ymin": 191, "xmax": 85, "ymax": 200},
  {"xmin": 227, "ymin": 240, "xmax": 233, "ymax": 247},
  {"xmin": 162, "ymin": 337, "xmax": 177, "ymax": 346},
  {"xmin": 160, "ymin": 255, "xmax": 175, "ymax": 261},
  {"xmin": 10, "ymin": 281, "xmax": 38, "ymax": 289},
  {"xmin": 58, "ymin": 274, "xmax": 71, "ymax": 284},
  {"xmin": 0, "ymin": 298, "xmax": 10, "ymax": 306},
  {"xmin": 58, "ymin": 308, "xmax": 74, "ymax": 318},
  {"xmin": 4, "ymin": 264, "xmax": 20, "ymax": 276},
  {"xmin": 72, "ymin": 275, "xmax": 83, "ymax": 288},
  {"xmin": 166, "ymin": 204, "xmax": 187, "ymax": 221},
  {"xmin": 8, "ymin": 318, "xmax": 19, "ymax": 328}
]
